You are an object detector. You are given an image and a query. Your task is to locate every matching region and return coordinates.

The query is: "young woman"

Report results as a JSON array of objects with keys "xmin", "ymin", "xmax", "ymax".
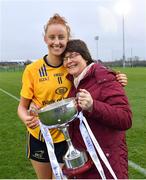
[
  {"xmin": 62, "ymin": 39, "xmax": 132, "ymax": 179},
  {"xmin": 17, "ymin": 14, "xmax": 71, "ymax": 179},
  {"xmin": 17, "ymin": 14, "xmax": 128, "ymax": 179}
]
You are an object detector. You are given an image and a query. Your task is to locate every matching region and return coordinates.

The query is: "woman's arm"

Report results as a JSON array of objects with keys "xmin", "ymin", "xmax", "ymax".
[
  {"xmin": 77, "ymin": 82, "xmax": 132, "ymax": 131},
  {"xmin": 17, "ymin": 97, "xmax": 39, "ymax": 129}
]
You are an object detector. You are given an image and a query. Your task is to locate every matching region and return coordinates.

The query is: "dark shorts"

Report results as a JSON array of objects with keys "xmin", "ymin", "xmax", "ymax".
[{"xmin": 27, "ymin": 133, "xmax": 68, "ymax": 163}]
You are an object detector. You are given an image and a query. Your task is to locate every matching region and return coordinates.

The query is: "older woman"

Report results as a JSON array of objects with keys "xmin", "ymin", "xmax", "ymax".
[{"xmin": 62, "ymin": 39, "xmax": 132, "ymax": 179}]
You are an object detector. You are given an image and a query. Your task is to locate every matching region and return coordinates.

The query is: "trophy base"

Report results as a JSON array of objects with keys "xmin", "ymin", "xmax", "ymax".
[
  {"xmin": 62, "ymin": 157, "xmax": 93, "ymax": 178},
  {"xmin": 63, "ymin": 150, "xmax": 88, "ymax": 169}
]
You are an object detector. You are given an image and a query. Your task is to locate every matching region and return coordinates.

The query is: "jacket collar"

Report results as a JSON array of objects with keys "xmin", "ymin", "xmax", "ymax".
[
  {"xmin": 73, "ymin": 63, "xmax": 95, "ymax": 88},
  {"xmin": 66, "ymin": 62, "xmax": 98, "ymax": 83}
]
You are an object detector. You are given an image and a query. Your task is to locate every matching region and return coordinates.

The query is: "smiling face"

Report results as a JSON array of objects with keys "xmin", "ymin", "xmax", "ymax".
[
  {"xmin": 44, "ymin": 24, "xmax": 69, "ymax": 56},
  {"xmin": 63, "ymin": 52, "xmax": 87, "ymax": 77}
]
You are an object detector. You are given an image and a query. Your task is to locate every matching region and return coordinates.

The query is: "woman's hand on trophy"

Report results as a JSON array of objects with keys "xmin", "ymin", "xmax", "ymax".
[
  {"xmin": 24, "ymin": 115, "xmax": 39, "ymax": 129},
  {"xmin": 26, "ymin": 102, "xmax": 40, "ymax": 129},
  {"xmin": 18, "ymin": 97, "xmax": 40, "ymax": 129},
  {"xmin": 76, "ymin": 89, "xmax": 93, "ymax": 112},
  {"xmin": 116, "ymin": 71, "xmax": 128, "ymax": 87}
]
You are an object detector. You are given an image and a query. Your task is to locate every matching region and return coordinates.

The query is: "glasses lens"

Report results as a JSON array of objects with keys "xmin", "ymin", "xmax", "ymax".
[{"xmin": 63, "ymin": 52, "xmax": 79, "ymax": 61}]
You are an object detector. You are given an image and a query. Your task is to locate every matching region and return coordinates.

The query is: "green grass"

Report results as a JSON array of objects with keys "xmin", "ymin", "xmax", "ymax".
[
  {"xmin": 113, "ymin": 67, "xmax": 146, "ymax": 178},
  {"xmin": 0, "ymin": 71, "xmax": 36, "ymax": 179},
  {"xmin": 0, "ymin": 67, "xmax": 146, "ymax": 179}
]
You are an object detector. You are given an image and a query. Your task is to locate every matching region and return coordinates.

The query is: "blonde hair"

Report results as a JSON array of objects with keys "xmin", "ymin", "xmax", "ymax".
[{"xmin": 44, "ymin": 13, "xmax": 71, "ymax": 37}]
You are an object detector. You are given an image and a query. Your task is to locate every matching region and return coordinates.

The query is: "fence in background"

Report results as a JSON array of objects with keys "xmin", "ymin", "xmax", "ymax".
[{"xmin": 0, "ymin": 65, "xmax": 25, "ymax": 72}]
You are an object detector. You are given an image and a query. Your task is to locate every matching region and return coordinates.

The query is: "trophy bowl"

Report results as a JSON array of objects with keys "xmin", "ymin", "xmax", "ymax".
[{"xmin": 38, "ymin": 98, "xmax": 77, "ymax": 127}]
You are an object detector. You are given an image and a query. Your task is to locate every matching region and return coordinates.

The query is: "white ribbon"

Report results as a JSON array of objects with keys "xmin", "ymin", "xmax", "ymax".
[
  {"xmin": 79, "ymin": 116, "xmax": 106, "ymax": 179},
  {"xmin": 39, "ymin": 121, "xmax": 66, "ymax": 180},
  {"xmin": 78, "ymin": 112, "xmax": 117, "ymax": 180}
]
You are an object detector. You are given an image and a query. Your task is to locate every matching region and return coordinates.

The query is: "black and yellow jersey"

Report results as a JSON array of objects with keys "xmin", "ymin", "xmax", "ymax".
[{"xmin": 20, "ymin": 55, "xmax": 72, "ymax": 143}]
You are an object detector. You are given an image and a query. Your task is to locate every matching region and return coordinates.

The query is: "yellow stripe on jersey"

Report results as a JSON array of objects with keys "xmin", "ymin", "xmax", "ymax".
[{"xmin": 20, "ymin": 57, "xmax": 72, "ymax": 143}]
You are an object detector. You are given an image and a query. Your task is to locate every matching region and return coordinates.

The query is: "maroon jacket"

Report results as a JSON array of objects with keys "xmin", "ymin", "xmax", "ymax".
[{"xmin": 67, "ymin": 63, "xmax": 132, "ymax": 179}]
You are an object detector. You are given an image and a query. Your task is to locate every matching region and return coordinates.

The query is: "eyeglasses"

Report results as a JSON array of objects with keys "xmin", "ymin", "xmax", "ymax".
[{"xmin": 63, "ymin": 52, "xmax": 80, "ymax": 62}]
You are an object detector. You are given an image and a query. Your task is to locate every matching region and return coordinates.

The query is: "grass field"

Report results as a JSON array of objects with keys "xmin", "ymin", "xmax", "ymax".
[{"xmin": 0, "ymin": 67, "xmax": 146, "ymax": 179}]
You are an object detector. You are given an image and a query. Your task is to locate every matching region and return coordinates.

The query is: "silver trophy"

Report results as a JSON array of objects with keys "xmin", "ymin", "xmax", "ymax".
[{"xmin": 38, "ymin": 98, "xmax": 91, "ymax": 177}]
